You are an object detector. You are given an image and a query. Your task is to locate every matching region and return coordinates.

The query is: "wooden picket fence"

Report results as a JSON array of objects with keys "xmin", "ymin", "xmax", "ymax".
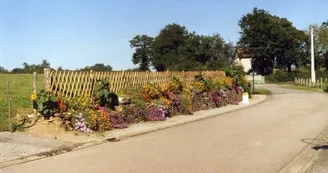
[
  {"xmin": 44, "ymin": 68, "xmax": 225, "ymax": 98},
  {"xmin": 294, "ymin": 77, "xmax": 328, "ymax": 88}
]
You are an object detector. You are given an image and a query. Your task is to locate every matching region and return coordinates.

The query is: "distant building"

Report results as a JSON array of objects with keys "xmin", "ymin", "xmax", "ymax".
[{"xmin": 234, "ymin": 48, "xmax": 252, "ymax": 73}]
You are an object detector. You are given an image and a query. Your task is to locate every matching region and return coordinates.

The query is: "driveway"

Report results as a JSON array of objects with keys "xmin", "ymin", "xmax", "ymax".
[{"xmin": 2, "ymin": 84, "xmax": 328, "ymax": 173}]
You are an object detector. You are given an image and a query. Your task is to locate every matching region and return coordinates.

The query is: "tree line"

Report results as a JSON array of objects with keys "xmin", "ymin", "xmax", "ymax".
[
  {"xmin": 0, "ymin": 60, "xmax": 113, "ymax": 74},
  {"xmin": 237, "ymin": 8, "xmax": 328, "ymax": 75}
]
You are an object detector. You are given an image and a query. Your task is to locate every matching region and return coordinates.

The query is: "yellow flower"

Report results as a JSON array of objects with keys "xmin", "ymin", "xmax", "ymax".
[{"xmin": 30, "ymin": 93, "xmax": 37, "ymax": 101}]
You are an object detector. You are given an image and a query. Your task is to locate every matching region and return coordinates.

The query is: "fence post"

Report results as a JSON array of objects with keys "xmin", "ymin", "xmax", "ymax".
[
  {"xmin": 44, "ymin": 68, "xmax": 51, "ymax": 92},
  {"xmin": 317, "ymin": 79, "xmax": 319, "ymax": 88},
  {"xmin": 33, "ymin": 72, "xmax": 37, "ymax": 116},
  {"xmin": 305, "ymin": 78, "xmax": 307, "ymax": 86},
  {"xmin": 6, "ymin": 81, "xmax": 11, "ymax": 131}
]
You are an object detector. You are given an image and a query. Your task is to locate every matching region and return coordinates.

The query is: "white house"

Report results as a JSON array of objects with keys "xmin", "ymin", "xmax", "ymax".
[{"xmin": 234, "ymin": 48, "xmax": 252, "ymax": 73}]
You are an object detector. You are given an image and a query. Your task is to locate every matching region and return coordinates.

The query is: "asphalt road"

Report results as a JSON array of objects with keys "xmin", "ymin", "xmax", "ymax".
[{"xmin": 2, "ymin": 84, "xmax": 328, "ymax": 173}]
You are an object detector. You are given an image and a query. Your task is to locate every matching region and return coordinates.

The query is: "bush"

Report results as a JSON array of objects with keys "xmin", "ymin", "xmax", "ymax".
[
  {"xmin": 266, "ymin": 70, "xmax": 296, "ymax": 83},
  {"xmin": 323, "ymin": 82, "xmax": 328, "ymax": 92},
  {"xmin": 266, "ymin": 68, "xmax": 328, "ymax": 83}
]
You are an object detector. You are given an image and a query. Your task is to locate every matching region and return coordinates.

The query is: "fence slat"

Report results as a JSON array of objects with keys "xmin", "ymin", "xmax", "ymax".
[{"xmin": 45, "ymin": 69, "xmax": 226, "ymax": 98}]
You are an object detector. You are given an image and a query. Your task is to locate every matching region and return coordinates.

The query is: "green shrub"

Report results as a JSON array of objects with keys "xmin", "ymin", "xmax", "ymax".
[
  {"xmin": 324, "ymin": 82, "xmax": 328, "ymax": 92},
  {"xmin": 250, "ymin": 88, "xmax": 272, "ymax": 95},
  {"xmin": 266, "ymin": 68, "xmax": 328, "ymax": 83},
  {"xmin": 266, "ymin": 70, "xmax": 296, "ymax": 83}
]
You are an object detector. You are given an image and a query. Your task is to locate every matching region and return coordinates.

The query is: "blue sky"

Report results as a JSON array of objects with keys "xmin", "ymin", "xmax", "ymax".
[{"xmin": 0, "ymin": 0, "xmax": 327, "ymax": 71}]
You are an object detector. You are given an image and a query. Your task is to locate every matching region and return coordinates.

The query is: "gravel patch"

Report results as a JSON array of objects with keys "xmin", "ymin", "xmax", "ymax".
[{"xmin": 0, "ymin": 132, "xmax": 71, "ymax": 163}]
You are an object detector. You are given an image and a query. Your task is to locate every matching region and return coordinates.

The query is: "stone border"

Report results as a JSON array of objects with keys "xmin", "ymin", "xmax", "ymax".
[{"xmin": 0, "ymin": 94, "xmax": 269, "ymax": 169}]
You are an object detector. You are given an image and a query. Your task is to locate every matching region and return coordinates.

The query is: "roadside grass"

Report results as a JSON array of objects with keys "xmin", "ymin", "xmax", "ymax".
[
  {"xmin": 279, "ymin": 84, "xmax": 324, "ymax": 92},
  {"xmin": 0, "ymin": 74, "xmax": 44, "ymax": 131},
  {"xmin": 250, "ymin": 88, "xmax": 272, "ymax": 95}
]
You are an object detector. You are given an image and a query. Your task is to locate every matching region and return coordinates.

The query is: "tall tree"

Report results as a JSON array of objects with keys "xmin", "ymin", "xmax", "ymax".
[
  {"xmin": 130, "ymin": 23, "xmax": 235, "ymax": 71},
  {"xmin": 41, "ymin": 59, "xmax": 50, "ymax": 68},
  {"xmin": 151, "ymin": 23, "xmax": 189, "ymax": 71},
  {"xmin": 238, "ymin": 8, "xmax": 306, "ymax": 74},
  {"xmin": 129, "ymin": 35, "xmax": 154, "ymax": 71}
]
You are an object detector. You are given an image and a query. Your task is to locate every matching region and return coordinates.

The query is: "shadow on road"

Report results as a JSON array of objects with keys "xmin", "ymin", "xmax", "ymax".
[
  {"xmin": 312, "ymin": 145, "xmax": 328, "ymax": 151},
  {"xmin": 301, "ymin": 138, "xmax": 328, "ymax": 151}
]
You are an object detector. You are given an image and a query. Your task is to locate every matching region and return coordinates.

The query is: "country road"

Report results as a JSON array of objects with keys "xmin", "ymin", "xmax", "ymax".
[{"xmin": 2, "ymin": 84, "xmax": 328, "ymax": 173}]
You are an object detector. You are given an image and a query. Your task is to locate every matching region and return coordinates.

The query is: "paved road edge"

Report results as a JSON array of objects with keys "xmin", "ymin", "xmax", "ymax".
[{"xmin": 278, "ymin": 122, "xmax": 328, "ymax": 173}]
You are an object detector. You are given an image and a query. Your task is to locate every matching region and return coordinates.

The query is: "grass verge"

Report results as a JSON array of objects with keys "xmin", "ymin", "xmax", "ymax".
[
  {"xmin": 0, "ymin": 74, "xmax": 44, "ymax": 131},
  {"xmin": 279, "ymin": 84, "xmax": 324, "ymax": 92},
  {"xmin": 250, "ymin": 88, "xmax": 272, "ymax": 95}
]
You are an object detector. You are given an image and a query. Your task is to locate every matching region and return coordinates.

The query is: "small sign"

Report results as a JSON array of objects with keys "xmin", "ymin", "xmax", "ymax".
[{"xmin": 242, "ymin": 93, "xmax": 249, "ymax": 104}]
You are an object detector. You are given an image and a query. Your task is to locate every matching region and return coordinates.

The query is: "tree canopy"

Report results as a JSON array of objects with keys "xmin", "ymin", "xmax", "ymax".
[
  {"xmin": 130, "ymin": 23, "xmax": 235, "ymax": 71},
  {"xmin": 238, "ymin": 8, "xmax": 308, "ymax": 75},
  {"xmin": 80, "ymin": 63, "xmax": 113, "ymax": 72},
  {"xmin": 129, "ymin": 35, "xmax": 154, "ymax": 71}
]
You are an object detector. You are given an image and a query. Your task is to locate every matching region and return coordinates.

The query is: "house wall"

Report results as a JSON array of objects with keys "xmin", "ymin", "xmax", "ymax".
[{"xmin": 240, "ymin": 58, "xmax": 252, "ymax": 72}]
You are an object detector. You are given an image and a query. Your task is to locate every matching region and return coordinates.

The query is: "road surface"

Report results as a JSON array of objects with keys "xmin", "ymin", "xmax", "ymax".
[{"xmin": 2, "ymin": 84, "xmax": 328, "ymax": 173}]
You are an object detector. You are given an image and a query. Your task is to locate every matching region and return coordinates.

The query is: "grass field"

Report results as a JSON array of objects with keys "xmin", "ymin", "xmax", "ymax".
[{"xmin": 0, "ymin": 74, "xmax": 44, "ymax": 131}]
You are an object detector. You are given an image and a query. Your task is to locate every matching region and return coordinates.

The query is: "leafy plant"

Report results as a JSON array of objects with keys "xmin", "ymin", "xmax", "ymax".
[
  {"xmin": 65, "ymin": 96, "xmax": 93, "ymax": 111},
  {"xmin": 33, "ymin": 90, "xmax": 58, "ymax": 119},
  {"xmin": 142, "ymin": 82, "xmax": 162, "ymax": 100},
  {"xmin": 167, "ymin": 75, "xmax": 184, "ymax": 94},
  {"xmin": 93, "ymin": 79, "xmax": 118, "ymax": 108}
]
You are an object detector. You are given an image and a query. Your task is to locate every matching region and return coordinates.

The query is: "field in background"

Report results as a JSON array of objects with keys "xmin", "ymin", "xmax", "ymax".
[{"xmin": 0, "ymin": 74, "xmax": 44, "ymax": 131}]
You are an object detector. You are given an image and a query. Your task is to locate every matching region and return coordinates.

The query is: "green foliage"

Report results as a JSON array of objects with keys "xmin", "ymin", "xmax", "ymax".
[
  {"xmin": 266, "ymin": 70, "xmax": 296, "ymax": 83},
  {"xmin": 0, "ymin": 74, "xmax": 45, "ymax": 131},
  {"xmin": 151, "ymin": 23, "xmax": 189, "ymax": 71},
  {"xmin": 80, "ymin": 63, "xmax": 112, "ymax": 72},
  {"xmin": 129, "ymin": 35, "xmax": 154, "ymax": 71},
  {"xmin": 131, "ymin": 23, "xmax": 234, "ymax": 71},
  {"xmin": 167, "ymin": 76, "xmax": 184, "ymax": 94},
  {"xmin": 11, "ymin": 60, "xmax": 50, "ymax": 74},
  {"xmin": 266, "ymin": 68, "xmax": 328, "ymax": 83},
  {"xmin": 34, "ymin": 90, "xmax": 57, "ymax": 119},
  {"xmin": 324, "ymin": 83, "xmax": 328, "ymax": 92},
  {"xmin": 0, "ymin": 66, "xmax": 9, "ymax": 74},
  {"xmin": 225, "ymin": 65, "xmax": 250, "ymax": 92},
  {"xmin": 93, "ymin": 79, "xmax": 116, "ymax": 107},
  {"xmin": 250, "ymin": 88, "xmax": 272, "ymax": 95},
  {"xmin": 238, "ymin": 8, "xmax": 307, "ymax": 75},
  {"xmin": 308, "ymin": 23, "xmax": 328, "ymax": 70},
  {"xmin": 65, "ymin": 96, "xmax": 92, "ymax": 111}
]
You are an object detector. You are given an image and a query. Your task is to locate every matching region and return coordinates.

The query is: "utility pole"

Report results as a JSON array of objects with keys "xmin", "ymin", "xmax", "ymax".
[{"xmin": 311, "ymin": 25, "xmax": 316, "ymax": 83}]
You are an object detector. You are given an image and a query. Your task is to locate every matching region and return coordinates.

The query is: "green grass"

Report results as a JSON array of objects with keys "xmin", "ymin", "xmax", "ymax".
[
  {"xmin": 250, "ymin": 88, "xmax": 272, "ymax": 95},
  {"xmin": 0, "ymin": 74, "xmax": 44, "ymax": 131},
  {"xmin": 279, "ymin": 84, "xmax": 324, "ymax": 92}
]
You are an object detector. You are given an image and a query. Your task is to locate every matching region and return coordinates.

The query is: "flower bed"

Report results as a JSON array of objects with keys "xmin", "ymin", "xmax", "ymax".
[{"xmin": 30, "ymin": 71, "xmax": 250, "ymax": 133}]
